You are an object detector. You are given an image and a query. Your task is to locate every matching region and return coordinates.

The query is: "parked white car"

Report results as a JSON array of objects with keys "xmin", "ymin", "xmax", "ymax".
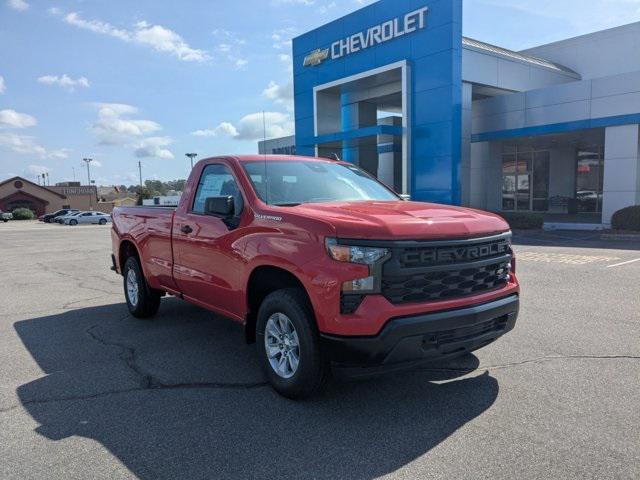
[
  {"xmin": 1, "ymin": 210, "xmax": 12, "ymax": 222},
  {"xmin": 64, "ymin": 211, "xmax": 112, "ymax": 226}
]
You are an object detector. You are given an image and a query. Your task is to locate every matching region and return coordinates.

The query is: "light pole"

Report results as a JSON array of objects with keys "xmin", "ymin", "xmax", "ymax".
[
  {"xmin": 83, "ymin": 158, "xmax": 94, "ymax": 209},
  {"xmin": 186, "ymin": 153, "xmax": 198, "ymax": 170},
  {"xmin": 83, "ymin": 158, "xmax": 93, "ymax": 185}
]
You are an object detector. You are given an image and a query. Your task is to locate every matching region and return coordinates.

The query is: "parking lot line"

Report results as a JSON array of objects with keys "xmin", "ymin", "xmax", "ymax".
[{"xmin": 606, "ymin": 258, "xmax": 640, "ymax": 268}]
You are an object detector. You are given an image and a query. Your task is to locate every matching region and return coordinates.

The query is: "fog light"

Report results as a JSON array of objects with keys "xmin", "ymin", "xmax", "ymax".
[{"xmin": 342, "ymin": 276, "xmax": 375, "ymax": 292}]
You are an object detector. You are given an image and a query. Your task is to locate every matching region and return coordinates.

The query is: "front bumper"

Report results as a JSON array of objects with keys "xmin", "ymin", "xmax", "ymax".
[{"xmin": 320, "ymin": 294, "xmax": 519, "ymax": 378}]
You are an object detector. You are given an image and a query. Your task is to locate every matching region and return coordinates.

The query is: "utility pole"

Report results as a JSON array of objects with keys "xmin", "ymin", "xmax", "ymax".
[
  {"xmin": 138, "ymin": 160, "xmax": 143, "ymax": 190},
  {"xmin": 46, "ymin": 172, "xmax": 50, "ymax": 186},
  {"xmin": 72, "ymin": 166, "xmax": 76, "ymax": 182},
  {"xmin": 186, "ymin": 153, "xmax": 198, "ymax": 170}
]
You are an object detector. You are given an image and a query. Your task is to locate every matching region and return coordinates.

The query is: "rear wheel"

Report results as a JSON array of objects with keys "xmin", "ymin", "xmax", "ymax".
[
  {"xmin": 256, "ymin": 288, "xmax": 329, "ymax": 399},
  {"xmin": 99, "ymin": 218, "xmax": 107, "ymax": 225},
  {"xmin": 123, "ymin": 256, "xmax": 161, "ymax": 319}
]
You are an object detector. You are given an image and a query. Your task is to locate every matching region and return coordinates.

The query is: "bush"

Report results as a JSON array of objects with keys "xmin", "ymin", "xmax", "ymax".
[
  {"xmin": 497, "ymin": 212, "xmax": 544, "ymax": 230},
  {"xmin": 611, "ymin": 205, "xmax": 640, "ymax": 231},
  {"xmin": 11, "ymin": 208, "xmax": 36, "ymax": 220}
]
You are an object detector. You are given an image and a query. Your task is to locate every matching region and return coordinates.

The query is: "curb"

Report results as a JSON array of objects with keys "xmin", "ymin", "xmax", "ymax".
[{"xmin": 600, "ymin": 233, "xmax": 640, "ymax": 241}]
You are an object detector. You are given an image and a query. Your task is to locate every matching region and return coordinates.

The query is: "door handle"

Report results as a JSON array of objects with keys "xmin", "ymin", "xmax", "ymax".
[{"xmin": 181, "ymin": 225, "xmax": 193, "ymax": 234}]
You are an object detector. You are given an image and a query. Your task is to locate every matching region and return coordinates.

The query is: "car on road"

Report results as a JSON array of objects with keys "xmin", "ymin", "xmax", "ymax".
[
  {"xmin": 1, "ymin": 209, "xmax": 12, "ymax": 222},
  {"xmin": 44, "ymin": 209, "xmax": 78, "ymax": 223},
  {"xmin": 111, "ymin": 155, "xmax": 520, "ymax": 399},
  {"xmin": 65, "ymin": 211, "xmax": 111, "ymax": 226},
  {"xmin": 55, "ymin": 211, "xmax": 82, "ymax": 224}
]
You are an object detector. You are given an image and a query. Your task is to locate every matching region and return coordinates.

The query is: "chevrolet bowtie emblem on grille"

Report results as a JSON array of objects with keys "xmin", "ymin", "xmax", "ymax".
[{"xmin": 303, "ymin": 48, "xmax": 330, "ymax": 67}]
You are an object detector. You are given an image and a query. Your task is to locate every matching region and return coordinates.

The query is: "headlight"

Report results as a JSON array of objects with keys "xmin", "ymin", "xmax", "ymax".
[{"xmin": 325, "ymin": 238, "xmax": 389, "ymax": 265}]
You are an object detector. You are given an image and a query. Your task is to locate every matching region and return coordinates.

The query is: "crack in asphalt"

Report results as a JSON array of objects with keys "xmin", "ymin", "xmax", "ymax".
[
  {"xmin": 3, "ymin": 353, "xmax": 637, "ymax": 414},
  {"xmin": 85, "ymin": 321, "xmax": 268, "ymax": 389},
  {"xmin": 35, "ymin": 262, "xmax": 118, "ymax": 298}
]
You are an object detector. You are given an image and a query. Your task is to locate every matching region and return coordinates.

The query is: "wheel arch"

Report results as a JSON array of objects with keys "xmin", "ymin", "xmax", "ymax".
[
  {"xmin": 118, "ymin": 239, "xmax": 142, "ymax": 274},
  {"xmin": 244, "ymin": 265, "xmax": 313, "ymax": 344}
]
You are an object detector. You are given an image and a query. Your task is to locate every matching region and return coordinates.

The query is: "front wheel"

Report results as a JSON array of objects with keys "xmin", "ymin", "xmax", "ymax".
[
  {"xmin": 69, "ymin": 219, "xmax": 78, "ymax": 226},
  {"xmin": 99, "ymin": 218, "xmax": 107, "ymax": 225},
  {"xmin": 256, "ymin": 288, "xmax": 329, "ymax": 399},
  {"xmin": 123, "ymin": 257, "xmax": 161, "ymax": 318}
]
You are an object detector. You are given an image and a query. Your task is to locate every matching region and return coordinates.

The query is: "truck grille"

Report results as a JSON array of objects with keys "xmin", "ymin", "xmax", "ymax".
[{"xmin": 380, "ymin": 234, "xmax": 512, "ymax": 305}]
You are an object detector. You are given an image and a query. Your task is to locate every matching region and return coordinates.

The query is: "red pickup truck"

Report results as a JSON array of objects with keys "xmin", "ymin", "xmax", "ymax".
[{"xmin": 111, "ymin": 155, "xmax": 519, "ymax": 398}]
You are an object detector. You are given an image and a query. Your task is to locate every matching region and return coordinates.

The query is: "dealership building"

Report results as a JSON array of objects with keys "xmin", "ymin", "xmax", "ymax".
[{"xmin": 259, "ymin": 0, "xmax": 640, "ymax": 228}]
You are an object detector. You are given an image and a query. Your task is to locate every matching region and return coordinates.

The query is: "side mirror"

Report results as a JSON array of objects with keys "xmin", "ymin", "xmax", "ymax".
[{"xmin": 205, "ymin": 196, "xmax": 235, "ymax": 217}]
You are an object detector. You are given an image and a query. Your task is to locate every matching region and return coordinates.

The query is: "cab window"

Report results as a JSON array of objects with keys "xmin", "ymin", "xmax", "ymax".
[{"xmin": 192, "ymin": 164, "xmax": 243, "ymax": 215}]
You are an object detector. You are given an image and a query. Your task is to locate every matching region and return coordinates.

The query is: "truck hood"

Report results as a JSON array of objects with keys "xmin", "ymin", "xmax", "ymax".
[{"xmin": 290, "ymin": 201, "xmax": 510, "ymax": 240}]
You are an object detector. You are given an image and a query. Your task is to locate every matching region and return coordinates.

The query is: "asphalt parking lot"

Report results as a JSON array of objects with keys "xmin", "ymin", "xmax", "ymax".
[{"xmin": 1, "ymin": 221, "xmax": 639, "ymax": 480}]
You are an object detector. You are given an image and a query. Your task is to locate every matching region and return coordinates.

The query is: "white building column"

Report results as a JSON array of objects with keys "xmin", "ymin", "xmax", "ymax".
[{"xmin": 602, "ymin": 124, "xmax": 640, "ymax": 225}]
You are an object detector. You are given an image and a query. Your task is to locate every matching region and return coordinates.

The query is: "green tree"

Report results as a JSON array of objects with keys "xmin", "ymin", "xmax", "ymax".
[{"xmin": 136, "ymin": 187, "xmax": 153, "ymax": 206}]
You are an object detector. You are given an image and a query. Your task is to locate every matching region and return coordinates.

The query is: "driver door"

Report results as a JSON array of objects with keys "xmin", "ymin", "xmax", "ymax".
[{"xmin": 172, "ymin": 163, "xmax": 246, "ymax": 319}]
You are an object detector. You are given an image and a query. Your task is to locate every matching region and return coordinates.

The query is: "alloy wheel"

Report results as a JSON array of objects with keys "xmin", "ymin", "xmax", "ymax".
[{"xmin": 264, "ymin": 312, "xmax": 300, "ymax": 379}]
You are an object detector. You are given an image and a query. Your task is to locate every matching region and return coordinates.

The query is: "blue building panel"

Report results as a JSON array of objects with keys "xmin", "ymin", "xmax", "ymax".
[{"xmin": 293, "ymin": 0, "xmax": 463, "ymax": 204}]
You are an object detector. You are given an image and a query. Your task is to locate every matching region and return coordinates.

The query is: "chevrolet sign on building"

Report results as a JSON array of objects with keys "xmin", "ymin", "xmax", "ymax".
[{"xmin": 303, "ymin": 6, "xmax": 429, "ymax": 67}]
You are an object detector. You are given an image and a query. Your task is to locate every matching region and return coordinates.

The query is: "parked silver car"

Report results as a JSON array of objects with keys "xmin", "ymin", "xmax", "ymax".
[
  {"xmin": 64, "ymin": 211, "xmax": 112, "ymax": 226},
  {"xmin": 1, "ymin": 209, "xmax": 12, "ymax": 222}
]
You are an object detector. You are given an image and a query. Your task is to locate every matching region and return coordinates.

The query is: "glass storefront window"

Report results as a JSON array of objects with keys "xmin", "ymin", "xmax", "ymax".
[
  {"xmin": 576, "ymin": 147, "xmax": 604, "ymax": 213},
  {"xmin": 502, "ymin": 147, "xmax": 549, "ymax": 212},
  {"xmin": 502, "ymin": 154, "xmax": 516, "ymax": 174}
]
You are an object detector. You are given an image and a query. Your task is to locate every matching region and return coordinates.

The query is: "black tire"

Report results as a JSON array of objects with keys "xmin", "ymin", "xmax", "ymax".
[
  {"xmin": 123, "ymin": 256, "xmax": 161, "ymax": 319},
  {"xmin": 256, "ymin": 288, "xmax": 329, "ymax": 399},
  {"xmin": 69, "ymin": 219, "xmax": 78, "ymax": 226},
  {"xmin": 99, "ymin": 218, "xmax": 107, "ymax": 225}
]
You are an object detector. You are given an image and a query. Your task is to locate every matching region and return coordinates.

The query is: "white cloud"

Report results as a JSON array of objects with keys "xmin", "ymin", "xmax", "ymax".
[
  {"xmin": 213, "ymin": 30, "xmax": 249, "ymax": 69},
  {"xmin": 263, "ymin": 81, "xmax": 294, "ymax": 111},
  {"xmin": 133, "ymin": 21, "xmax": 210, "ymax": 62},
  {"xmin": 207, "ymin": 112, "xmax": 294, "ymax": 141},
  {"xmin": 0, "ymin": 76, "xmax": 5, "ymax": 94},
  {"xmin": 54, "ymin": 10, "xmax": 209, "ymax": 62},
  {"xmin": 91, "ymin": 103, "xmax": 161, "ymax": 145},
  {"xmin": 7, "ymin": 0, "xmax": 28, "ymax": 11},
  {"xmin": 234, "ymin": 58, "xmax": 249, "ymax": 69},
  {"xmin": 0, "ymin": 133, "xmax": 68, "ymax": 159},
  {"xmin": 27, "ymin": 165, "xmax": 50, "ymax": 176},
  {"xmin": 134, "ymin": 136, "xmax": 174, "ymax": 159},
  {"xmin": 0, "ymin": 109, "xmax": 37, "ymax": 129},
  {"xmin": 90, "ymin": 103, "xmax": 172, "ymax": 159},
  {"xmin": 38, "ymin": 74, "xmax": 90, "ymax": 91},
  {"xmin": 63, "ymin": 11, "xmax": 131, "ymax": 41},
  {"xmin": 271, "ymin": 27, "xmax": 297, "ymax": 50},
  {"xmin": 192, "ymin": 122, "xmax": 239, "ymax": 137}
]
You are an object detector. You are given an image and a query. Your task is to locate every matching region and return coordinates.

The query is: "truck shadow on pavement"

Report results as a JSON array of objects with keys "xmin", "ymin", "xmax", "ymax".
[{"xmin": 15, "ymin": 298, "xmax": 497, "ymax": 480}]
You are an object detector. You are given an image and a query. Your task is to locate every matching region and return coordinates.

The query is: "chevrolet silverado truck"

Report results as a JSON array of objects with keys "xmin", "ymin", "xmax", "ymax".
[{"xmin": 111, "ymin": 155, "xmax": 519, "ymax": 399}]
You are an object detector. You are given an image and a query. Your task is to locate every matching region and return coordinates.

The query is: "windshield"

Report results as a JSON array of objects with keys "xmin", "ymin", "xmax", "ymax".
[{"xmin": 242, "ymin": 160, "xmax": 399, "ymax": 206}]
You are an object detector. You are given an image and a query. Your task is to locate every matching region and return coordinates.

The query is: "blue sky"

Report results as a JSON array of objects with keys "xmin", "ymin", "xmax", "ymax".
[{"xmin": 1, "ymin": 0, "xmax": 639, "ymax": 186}]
